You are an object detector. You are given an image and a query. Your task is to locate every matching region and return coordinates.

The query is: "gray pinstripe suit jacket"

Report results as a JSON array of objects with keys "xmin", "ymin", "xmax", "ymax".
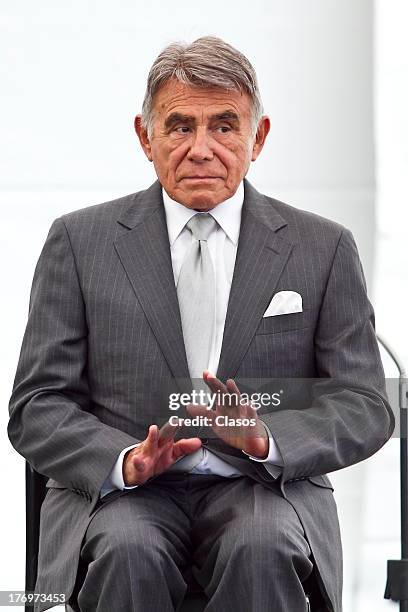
[{"xmin": 8, "ymin": 178, "xmax": 394, "ymax": 611}]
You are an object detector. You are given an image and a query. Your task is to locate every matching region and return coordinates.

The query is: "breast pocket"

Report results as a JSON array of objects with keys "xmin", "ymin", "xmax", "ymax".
[{"xmin": 255, "ymin": 308, "xmax": 311, "ymax": 335}]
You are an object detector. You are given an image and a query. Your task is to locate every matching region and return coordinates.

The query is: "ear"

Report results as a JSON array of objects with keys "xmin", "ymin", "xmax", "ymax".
[
  {"xmin": 251, "ymin": 116, "xmax": 271, "ymax": 161},
  {"xmin": 134, "ymin": 114, "xmax": 153, "ymax": 161}
]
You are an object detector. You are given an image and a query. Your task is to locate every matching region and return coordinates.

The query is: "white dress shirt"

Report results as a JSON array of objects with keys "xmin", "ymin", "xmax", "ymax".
[{"xmin": 100, "ymin": 181, "xmax": 283, "ymax": 497}]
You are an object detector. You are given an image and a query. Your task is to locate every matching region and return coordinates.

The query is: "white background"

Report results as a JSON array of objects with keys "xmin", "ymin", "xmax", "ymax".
[{"xmin": 1, "ymin": 1, "xmax": 406, "ymax": 610}]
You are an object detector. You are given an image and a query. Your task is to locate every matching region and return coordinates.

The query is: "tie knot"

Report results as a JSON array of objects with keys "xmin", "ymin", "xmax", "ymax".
[{"xmin": 186, "ymin": 213, "xmax": 216, "ymax": 242}]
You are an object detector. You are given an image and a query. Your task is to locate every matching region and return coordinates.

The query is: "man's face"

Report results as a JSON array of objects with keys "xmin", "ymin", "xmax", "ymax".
[{"xmin": 135, "ymin": 79, "xmax": 270, "ymax": 210}]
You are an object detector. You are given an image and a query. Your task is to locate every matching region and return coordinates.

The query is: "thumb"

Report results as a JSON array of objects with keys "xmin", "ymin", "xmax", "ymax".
[{"xmin": 173, "ymin": 437, "xmax": 202, "ymax": 458}]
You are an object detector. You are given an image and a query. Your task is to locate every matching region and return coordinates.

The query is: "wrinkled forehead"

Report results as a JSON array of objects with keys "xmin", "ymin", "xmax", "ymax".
[{"xmin": 152, "ymin": 78, "xmax": 253, "ymax": 121}]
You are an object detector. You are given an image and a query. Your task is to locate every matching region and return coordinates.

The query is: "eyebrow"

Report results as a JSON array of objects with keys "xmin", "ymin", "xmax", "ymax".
[
  {"xmin": 210, "ymin": 111, "xmax": 240, "ymax": 123},
  {"xmin": 164, "ymin": 110, "xmax": 240, "ymax": 130},
  {"xmin": 164, "ymin": 113, "xmax": 194, "ymax": 129}
]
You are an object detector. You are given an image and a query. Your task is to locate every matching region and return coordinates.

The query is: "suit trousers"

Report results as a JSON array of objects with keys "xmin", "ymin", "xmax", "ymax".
[{"xmin": 68, "ymin": 472, "xmax": 314, "ymax": 612}]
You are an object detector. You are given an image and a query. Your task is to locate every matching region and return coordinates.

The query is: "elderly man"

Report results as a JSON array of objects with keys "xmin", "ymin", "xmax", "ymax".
[{"xmin": 8, "ymin": 36, "xmax": 394, "ymax": 612}]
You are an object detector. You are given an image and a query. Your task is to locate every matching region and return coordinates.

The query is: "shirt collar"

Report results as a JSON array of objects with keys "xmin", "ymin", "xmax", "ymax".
[{"xmin": 162, "ymin": 181, "xmax": 244, "ymax": 246}]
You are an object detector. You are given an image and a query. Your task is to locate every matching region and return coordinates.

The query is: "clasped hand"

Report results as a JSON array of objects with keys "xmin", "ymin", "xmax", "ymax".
[
  {"xmin": 123, "ymin": 372, "xmax": 268, "ymax": 486},
  {"xmin": 186, "ymin": 371, "xmax": 268, "ymax": 458}
]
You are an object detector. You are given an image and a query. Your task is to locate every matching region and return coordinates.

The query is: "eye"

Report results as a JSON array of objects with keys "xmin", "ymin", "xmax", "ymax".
[
  {"xmin": 174, "ymin": 126, "xmax": 190, "ymax": 134},
  {"xmin": 216, "ymin": 126, "xmax": 231, "ymax": 133}
]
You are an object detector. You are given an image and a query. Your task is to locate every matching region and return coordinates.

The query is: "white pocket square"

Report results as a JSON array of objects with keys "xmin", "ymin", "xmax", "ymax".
[{"xmin": 263, "ymin": 291, "xmax": 303, "ymax": 317}]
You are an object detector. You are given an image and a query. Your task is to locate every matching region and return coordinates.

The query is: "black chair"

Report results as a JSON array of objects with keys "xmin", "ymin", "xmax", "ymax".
[
  {"xmin": 25, "ymin": 462, "xmax": 208, "ymax": 612},
  {"xmin": 25, "ymin": 462, "xmax": 321, "ymax": 611}
]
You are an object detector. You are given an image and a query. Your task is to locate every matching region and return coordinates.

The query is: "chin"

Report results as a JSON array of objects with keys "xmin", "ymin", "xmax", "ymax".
[
  {"xmin": 185, "ymin": 200, "xmax": 219, "ymax": 211},
  {"xmin": 189, "ymin": 200, "xmax": 218, "ymax": 211},
  {"xmin": 180, "ymin": 189, "xmax": 226, "ymax": 211}
]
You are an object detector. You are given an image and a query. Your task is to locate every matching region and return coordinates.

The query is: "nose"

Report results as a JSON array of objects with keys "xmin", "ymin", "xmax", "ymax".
[{"xmin": 187, "ymin": 127, "xmax": 214, "ymax": 162}]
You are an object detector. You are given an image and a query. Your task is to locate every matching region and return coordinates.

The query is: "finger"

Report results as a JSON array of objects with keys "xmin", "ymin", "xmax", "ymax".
[
  {"xmin": 158, "ymin": 419, "xmax": 183, "ymax": 445},
  {"xmin": 144, "ymin": 424, "xmax": 159, "ymax": 452},
  {"xmin": 226, "ymin": 378, "xmax": 241, "ymax": 397},
  {"xmin": 204, "ymin": 373, "xmax": 240, "ymax": 411},
  {"xmin": 203, "ymin": 371, "xmax": 228, "ymax": 395}
]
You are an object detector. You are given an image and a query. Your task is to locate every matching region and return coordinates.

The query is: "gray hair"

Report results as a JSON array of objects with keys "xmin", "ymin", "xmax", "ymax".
[{"xmin": 141, "ymin": 36, "xmax": 264, "ymax": 138}]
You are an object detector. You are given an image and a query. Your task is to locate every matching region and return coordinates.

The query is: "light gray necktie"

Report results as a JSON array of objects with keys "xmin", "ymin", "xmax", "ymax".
[
  {"xmin": 167, "ymin": 213, "xmax": 217, "ymax": 473},
  {"xmin": 177, "ymin": 213, "xmax": 217, "ymax": 387}
]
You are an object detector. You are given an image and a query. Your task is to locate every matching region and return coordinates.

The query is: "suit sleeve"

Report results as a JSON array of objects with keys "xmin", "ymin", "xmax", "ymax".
[
  {"xmin": 260, "ymin": 228, "xmax": 395, "ymax": 483},
  {"xmin": 100, "ymin": 443, "xmax": 141, "ymax": 498},
  {"xmin": 8, "ymin": 218, "xmax": 139, "ymax": 510}
]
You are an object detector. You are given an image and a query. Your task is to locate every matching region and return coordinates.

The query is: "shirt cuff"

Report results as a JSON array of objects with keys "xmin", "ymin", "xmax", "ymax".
[
  {"xmin": 100, "ymin": 443, "xmax": 141, "ymax": 498},
  {"xmin": 241, "ymin": 421, "xmax": 284, "ymax": 465}
]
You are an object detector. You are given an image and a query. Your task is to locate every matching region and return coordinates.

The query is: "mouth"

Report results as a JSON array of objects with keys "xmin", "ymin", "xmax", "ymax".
[{"xmin": 181, "ymin": 176, "xmax": 221, "ymax": 182}]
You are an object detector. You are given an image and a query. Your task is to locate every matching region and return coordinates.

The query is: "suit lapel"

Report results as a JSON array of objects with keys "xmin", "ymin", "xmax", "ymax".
[
  {"xmin": 114, "ymin": 179, "xmax": 294, "ymax": 387},
  {"xmin": 216, "ymin": 179, "xmax": 293, "ymax": 381},
  {"xmin": 114, "ymin": 181, "xmax": 191, "ymax": 387}
]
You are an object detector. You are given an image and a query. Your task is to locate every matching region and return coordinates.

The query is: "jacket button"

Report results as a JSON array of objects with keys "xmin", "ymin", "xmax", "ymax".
[{"xmin": 201, "ymin": 438, "xmax": 209, "ymax": 444}]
